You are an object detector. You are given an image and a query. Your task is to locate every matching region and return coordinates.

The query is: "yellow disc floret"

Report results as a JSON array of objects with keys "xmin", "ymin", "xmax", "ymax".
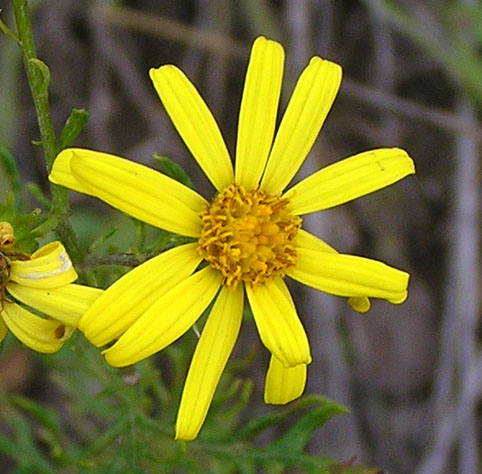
[{"xmin": 197, "ymin": 184, "xmax": 301, "ymax": 288}]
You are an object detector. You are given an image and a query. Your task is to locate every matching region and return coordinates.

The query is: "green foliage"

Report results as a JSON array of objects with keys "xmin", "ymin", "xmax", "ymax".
[
  {"xmin": 0, "ymin": 336, "xmax": 352, "ymax": 473},
  {"xmin": 0, "ymin": 198, "xmax": 58, "ymax": 253}
]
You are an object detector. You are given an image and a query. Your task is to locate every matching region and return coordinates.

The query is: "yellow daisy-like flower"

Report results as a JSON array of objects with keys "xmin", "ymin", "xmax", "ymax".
[
  {"xmin": 0, "ymin": 221, "xmax": 102, "ymax": 353},
  {"xmin": 49, "ymin": 37, "xmax": 414, "ymax": 440}
]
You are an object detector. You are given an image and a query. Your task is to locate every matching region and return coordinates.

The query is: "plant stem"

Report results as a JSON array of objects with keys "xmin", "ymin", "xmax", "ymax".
[{"xmin": 12, "ymin": 0, "xmax": 83, "ymax": 262}]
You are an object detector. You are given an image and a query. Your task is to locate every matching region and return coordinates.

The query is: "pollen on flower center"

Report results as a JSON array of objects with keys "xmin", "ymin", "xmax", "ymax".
[{"xmin": 197, "ymin": 184, "xmax": 302, "ymax": 288}]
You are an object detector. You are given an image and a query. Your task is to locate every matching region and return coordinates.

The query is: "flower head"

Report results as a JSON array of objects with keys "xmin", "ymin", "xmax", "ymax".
[
  {"xmin": 0, "ymin": 222, "xmax": 102, "ymax": 352},
  {"xmin": 49, "ymin": 36, "xmax": 415, "ymax": 439}
]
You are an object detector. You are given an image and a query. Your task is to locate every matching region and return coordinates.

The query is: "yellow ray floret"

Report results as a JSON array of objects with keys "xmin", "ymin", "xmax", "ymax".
[
  {"xmin": 235, "ymin": 36, "xmax": 284, "ymax": 188},
  {"xmin": 176, "ymin": 285, "xmax": 244, "ymax": 440}
]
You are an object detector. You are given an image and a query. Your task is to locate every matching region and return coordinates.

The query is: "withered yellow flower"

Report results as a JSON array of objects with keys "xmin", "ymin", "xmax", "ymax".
[
  {"xmin": 49, "ymin": 37, "xmax": 414, "ymax": 440},
  {"xmin": 0, "ymin": 221, "xmax": 102, "ymax": 352}
]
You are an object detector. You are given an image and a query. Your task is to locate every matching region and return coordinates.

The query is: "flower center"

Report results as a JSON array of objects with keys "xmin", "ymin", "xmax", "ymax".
[{"xmin": 197, "ymin": 184, "xmax": 302, "ymax": 288}]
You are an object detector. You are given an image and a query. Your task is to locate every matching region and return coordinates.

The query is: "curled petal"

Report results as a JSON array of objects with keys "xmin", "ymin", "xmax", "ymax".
[
  {"xmin": 7, "ymin": 282, "xmax": 103, "ymax": 327},
  {"xmin": 289, "ymin": 248, "xmax": 409, "ymax": 304},
  {"xmin": 176, "ymin": 285, "xmax": 244, "ymax": 441},
  {"xmin": 1, "ymin": 302, "xmax": 71, "ymax": 353},
  {"xmin": 246, "ymin": 277, "xmax": 311, "ymax": 367},
  {"xmin": 9, "ymin": 242, "xmax": 77, "ymax": 289},
  {"xmin": 103, "ymin": 267, "xmax": 222, "ymax": 367},
  {"xmin": 264, "ymin": 355, "xmax": 307, "ymax": 404}
]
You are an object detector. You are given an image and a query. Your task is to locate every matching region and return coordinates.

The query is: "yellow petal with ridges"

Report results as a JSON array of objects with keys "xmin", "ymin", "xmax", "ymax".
[
  {"xmin": 150, "ymin": 65, "xmax": 234, "ymax": 191},
  {"xmin": 285, "ymin": 148, "xmax": 415, "ymax": 215},
  {"xmin": 235, "ymin": 37, "xmax": 284, "ymax": 188},
  {"xmin": 261, "ymin": 57, "xmax": 342, "ymax": 193},
  {"xmin": 246, "ymin": 277, "xmax": 311, "ymax": 368},
  {"xmin": 296, "ymin": 230, "xmax": 371, "ymax": 312},
  {"xmin": 1, "ymin": 302, "xmax": 68, "ymax": 353},
  {"xmin": 264, "ymin": 355, "xmax": 307, "ymax": 404},
  {"xmin": 296, "ymin": 228, "xmax": 337, "ymax": 253},
  {"xmin": 289, "ymin": 248, "xmax": 409, "ymax": 304},
  {"xmin": 104, "ymin": 266, "xmax": 222, "ymax": 367},
  {"xmin": 176, "ymin": 285, "xmax": 243, "ymax": 441},
  {"xmin": 7, "ymin": 282, "xmax": 103, "ymax": 327},
  {"xmin": 9, "ymin": 242, "xmax": 77, "ymax": 289},
  {"xmin": 80, "ymin": 243, "xmax": 202, "ymax": 346},
  {"xmin": 0, "ymin": 317, "xmax": 7, "ymax": 344},
  {"xmin": 63, "ymin": 149, "xmax": 205, "ymax": 238}
]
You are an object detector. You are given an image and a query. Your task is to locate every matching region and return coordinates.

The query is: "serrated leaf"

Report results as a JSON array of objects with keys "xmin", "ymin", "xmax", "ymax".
[
  {"xmin": 153, "ymin": 153, "xmax": 194, "ymax": 189},
  {"xmin": 58, "ymin": 108, "xmax": 89, "ymax": 151}
]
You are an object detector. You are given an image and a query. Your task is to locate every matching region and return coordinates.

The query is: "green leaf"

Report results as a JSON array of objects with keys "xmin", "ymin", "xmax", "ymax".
[
  {"xmin": 153, "ymin": 153, "xmax": 194, "ymax": 189},
  {"xmin": 29, "ymin": 58, "xmax": 50, "ymax": 95},
  {"xmin": 58, "ymin": 108, "xmax": 89, "ymax": 151},
  {"xmin": 270, "ymin": 397, "xmax": 348, "ymax": 453}
]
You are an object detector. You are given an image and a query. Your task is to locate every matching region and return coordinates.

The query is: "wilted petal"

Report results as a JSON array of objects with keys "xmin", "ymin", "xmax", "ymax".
[
  {"xmin": 1, "ymin": 302, "xmax": 70, "ymax": 353},
  {"xmin": 9, "ymin": 242, "xmax": 77, "ymax": 289}
]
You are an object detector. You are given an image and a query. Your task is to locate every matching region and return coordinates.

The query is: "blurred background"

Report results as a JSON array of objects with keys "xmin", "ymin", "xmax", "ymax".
[{"xmin": 0, "ymin": 1, "xmax": 480, "ymax": 473}]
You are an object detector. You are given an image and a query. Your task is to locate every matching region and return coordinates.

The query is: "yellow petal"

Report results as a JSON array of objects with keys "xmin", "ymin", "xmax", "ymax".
[
  {"xmin": 0, "ymin": 317, "xmax": 7, "ymax": 344},
  {"xmin": 1, "ymin": 302, "xmax": 70, "ymax": 353},
  {"xmin": 7, "ymin": 282, "xmax": 103, "ymax": 327},
  {"xmin": 235, "ymin": 37, "xmax": 284, "ymax": 188},
  {"xmin": 285, "ymin": 148, "xmax": 416, "ymax": 215},
  {"xmin": 80, "ymin": 243, "xmax": 202, "ymax": 346},
  {"xmin": 348, "ymin": 296, "xmax": 371, "ymax": 313},
  {"xmin": 297, "ymin": 229, "xmax": 370, "ymax": 312},
  {"xmin": 261, "ymin": 57, "xmax": 342, "ymax": 193},
  {"xmin": 288, "ymin": 248, "xmax": 409, "ymax": 304},
  {"xmin": 296, "ymin": 228, "xmax": 337, "ymax": 253},
  {"xmin": 246, "ymin": 277, "xmax": 311, "ymax": 367},
  {"xmin": 103, "ymin": 266, "xmax": 222, "ymax": 367},
  {"xmin": 176, "ymin": 285, "xmax": 244, "ymax": 441},
  {"xmin": 264, "ymin": 355, "xmax": 307, "ymax": 404},
  {"xmin": 150, "ymin": 65, "xmax": 234, "ymax": 191},
  {"xmin": 9, "ymin": 242, "xmax": 77, "ymax": 289},
  {"xmin": 60, "ymin": 149, "xmax": 205, "ymax": 238}
]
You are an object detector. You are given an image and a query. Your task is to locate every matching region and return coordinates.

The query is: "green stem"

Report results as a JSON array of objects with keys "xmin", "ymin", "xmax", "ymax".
[{"xmin": 12, "ymin": 0, "xmax": 83, "ymax": 262}]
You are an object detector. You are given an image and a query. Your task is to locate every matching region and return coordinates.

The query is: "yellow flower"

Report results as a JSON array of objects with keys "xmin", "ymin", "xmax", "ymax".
[
  {"xmin": 49, "ymin": 37, "xmax": 414, "ymax": 440},
  {"xmin": 0, "ymin": 222, "xmax": 102, "ymax": 353}
]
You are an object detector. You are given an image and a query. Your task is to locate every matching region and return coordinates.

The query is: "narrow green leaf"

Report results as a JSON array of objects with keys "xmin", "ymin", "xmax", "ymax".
[
  {"xmin": 271, "ymin": 397, "xmax": 348, "ymax": 453},
  {"xmin": 58, "ymin": 108, "xmax": 89, "ymax": 151},
  {"xmin": 153, "ymin": 153, "xmax": 194, "ymax": 189},
  {"xmin": 29, "ymin": 57, "xmax": 50, "ymax": 95}
]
